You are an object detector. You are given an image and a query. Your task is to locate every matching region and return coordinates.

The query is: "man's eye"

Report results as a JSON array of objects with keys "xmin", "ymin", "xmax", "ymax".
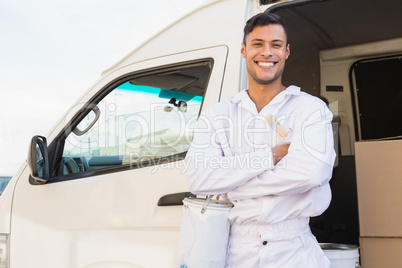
[
  {"xmin": 252, "ymin": 43, "xmax": 262, "ymax": 47},
  {"xmin": 273, "ymin": 43, "xmax": 282, "ymax": 48}
]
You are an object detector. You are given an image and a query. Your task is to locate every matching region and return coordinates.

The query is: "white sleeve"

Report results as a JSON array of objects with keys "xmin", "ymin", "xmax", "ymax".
[
  {"xmin": 227, "ymin": 103, "xmax": 336, "ymax": 200},
  {"xmin": 185, "ymin": 109, "xmax": 274, "ymax": 195}
]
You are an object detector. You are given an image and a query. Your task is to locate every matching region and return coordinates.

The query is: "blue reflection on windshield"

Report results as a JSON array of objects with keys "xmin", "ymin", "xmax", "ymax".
[{"xmin": 116, "ymin": 82, "xmax": 202, "ymax": 103}]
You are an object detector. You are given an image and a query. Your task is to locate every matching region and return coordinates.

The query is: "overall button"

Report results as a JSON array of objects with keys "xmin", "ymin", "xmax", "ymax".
[{"xmin": 262, "ymin": 241, "xmax": 268, "ymax": 246}]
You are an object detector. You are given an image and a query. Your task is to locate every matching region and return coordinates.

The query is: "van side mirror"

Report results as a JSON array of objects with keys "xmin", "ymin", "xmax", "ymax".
[{"xmin": 27, "ymin": 135, "xmax": 50, "ymax": 183}]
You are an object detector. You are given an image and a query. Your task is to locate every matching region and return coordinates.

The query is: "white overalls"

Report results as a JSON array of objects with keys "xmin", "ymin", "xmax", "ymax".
[{"xmin": 186, "ymin": 86, "xmax": 335, "ymax": 267}]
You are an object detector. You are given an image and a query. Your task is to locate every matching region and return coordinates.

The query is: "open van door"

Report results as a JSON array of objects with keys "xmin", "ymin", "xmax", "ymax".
[
  {"xmin": 12, "ymin": 46, "xmax": 227, "ymax": 267},
  {"xmin": 266, "ymin": 0, "xmax": 402, "ymax": 266}
]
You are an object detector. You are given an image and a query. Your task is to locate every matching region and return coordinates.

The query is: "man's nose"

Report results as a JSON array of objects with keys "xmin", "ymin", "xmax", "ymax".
[{"xmin": 260, "ymin": 45, "xmax": 272, "ymax": 57}]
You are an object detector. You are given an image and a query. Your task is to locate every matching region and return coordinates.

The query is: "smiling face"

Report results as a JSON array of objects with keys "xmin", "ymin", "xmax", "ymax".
[{"xmin": 241, "ymin": 24, "xmax": 290, "ymax": 87}]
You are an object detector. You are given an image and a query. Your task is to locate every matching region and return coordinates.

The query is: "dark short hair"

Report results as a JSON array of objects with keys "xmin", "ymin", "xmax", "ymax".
[{"xmin": 243, "ymin": 12, "xmax": 288, "ymax": 45}]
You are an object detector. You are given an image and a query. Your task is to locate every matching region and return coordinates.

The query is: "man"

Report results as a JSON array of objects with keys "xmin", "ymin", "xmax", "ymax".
[{"xmin": 185, "ymin": 12, "xmax": 335, "ymax": 267}]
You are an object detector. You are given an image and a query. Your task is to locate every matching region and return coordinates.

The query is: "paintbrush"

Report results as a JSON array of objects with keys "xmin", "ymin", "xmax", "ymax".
[{"xmin": 265, "ymin": 113, "xmax": 288, "ymax": 138}]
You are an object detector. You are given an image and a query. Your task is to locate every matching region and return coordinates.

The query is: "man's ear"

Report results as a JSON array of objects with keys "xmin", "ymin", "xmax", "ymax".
[
  {"xmin": 285, "ymin": 44, "xmax": 290, "ymax": 60},
  {"xmin": 241, "ymin": 43, "xmax": 246, "ymax": 58}
]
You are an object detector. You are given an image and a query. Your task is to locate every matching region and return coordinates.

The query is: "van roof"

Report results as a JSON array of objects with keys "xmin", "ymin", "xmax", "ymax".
[{"xmin": 102, "ymin": 0, "xmax": 402, "ymax": 77}]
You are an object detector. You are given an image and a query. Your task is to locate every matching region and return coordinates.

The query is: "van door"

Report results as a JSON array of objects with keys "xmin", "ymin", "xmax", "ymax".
[{"xmin": 10, "ymin": 46, "xmax": 227, "ymax": 268}]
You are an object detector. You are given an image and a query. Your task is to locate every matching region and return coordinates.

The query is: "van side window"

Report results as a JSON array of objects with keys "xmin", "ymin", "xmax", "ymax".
[
  {"xmin": 56, "ymin": 62, "xmax": 211, "ymax": 176},
  {"xmin": 352, "ymin": 56, "xmax": 402, "ymax": 140}
]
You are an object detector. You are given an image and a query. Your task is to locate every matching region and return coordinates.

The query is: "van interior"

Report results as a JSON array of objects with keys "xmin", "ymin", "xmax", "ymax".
[{"xmin": 273, "ymin": 0, "xmax": 402, "ymax": 245}]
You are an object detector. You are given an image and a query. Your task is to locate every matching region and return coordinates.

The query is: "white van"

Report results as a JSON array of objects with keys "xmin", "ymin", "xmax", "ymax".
[{"xmin": 1, "ymin": 0, "xmax": 401, "ymax": 267}]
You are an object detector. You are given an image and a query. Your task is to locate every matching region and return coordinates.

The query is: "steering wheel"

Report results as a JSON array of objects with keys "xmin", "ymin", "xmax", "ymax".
[{"xmin": 63, "ymin": 157, "xmax": 80, "ymax": 174}]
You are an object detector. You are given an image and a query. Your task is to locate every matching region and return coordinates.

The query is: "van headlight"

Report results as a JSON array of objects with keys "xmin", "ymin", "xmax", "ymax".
[{"xmin": 0, "ymin": 235, "xmax": 9, "ymax": 268}]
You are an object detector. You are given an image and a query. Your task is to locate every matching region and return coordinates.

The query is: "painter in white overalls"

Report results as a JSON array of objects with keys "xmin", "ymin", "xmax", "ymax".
[{"xmin": 186, "ymin": 12, "xmax": 336, "ymax": 268}]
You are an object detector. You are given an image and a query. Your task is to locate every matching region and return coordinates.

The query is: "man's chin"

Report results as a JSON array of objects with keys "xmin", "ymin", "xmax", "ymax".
[{"xmin": 254, "ymin": 77, "xmax": 279, "ymax": 85}]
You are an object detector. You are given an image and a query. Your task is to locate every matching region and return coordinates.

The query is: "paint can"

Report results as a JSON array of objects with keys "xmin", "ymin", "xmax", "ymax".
[{"xmin": 320, "ymin": 243, "xmax": 360, "ymax": 268}]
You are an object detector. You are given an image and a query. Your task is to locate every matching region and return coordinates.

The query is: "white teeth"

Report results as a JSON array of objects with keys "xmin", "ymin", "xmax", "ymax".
[{"xmin": 258, "ymin": 62, "xmax": 274, "ymax": 67}]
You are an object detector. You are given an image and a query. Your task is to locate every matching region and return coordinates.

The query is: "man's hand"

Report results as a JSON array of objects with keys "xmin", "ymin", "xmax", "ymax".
[{"xmin": 272, "ymin": 144, "xmax": 290, "ymax": 165}]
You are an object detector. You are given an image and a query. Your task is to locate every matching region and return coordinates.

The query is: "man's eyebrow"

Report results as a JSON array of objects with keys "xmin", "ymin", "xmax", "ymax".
[
  {"xmin": 250, "ymin": 38, "xmax": 264, "ymax": 42},
  {"xmin": 250, "ymin": 38, "xmax": 285, "ymax": 43}
]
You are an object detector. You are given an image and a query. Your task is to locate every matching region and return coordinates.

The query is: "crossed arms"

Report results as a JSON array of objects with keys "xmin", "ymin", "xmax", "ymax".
[{"xmin": 185, "ymin": 102, "xmax": 336, "ymax": 200}]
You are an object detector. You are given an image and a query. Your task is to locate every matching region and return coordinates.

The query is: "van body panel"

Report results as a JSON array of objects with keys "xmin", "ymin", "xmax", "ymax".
[
  {"xmin": 11, "ymin": 166, "xmax": 185, "ymax": 267},
  {"xmin": 0, "ymin": 165, "xmax": 26, "ymax": 233}
]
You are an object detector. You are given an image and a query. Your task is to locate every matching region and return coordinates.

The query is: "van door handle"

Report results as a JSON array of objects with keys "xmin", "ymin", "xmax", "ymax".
[{"xmin": 157, "ymin": 192, "xmax": 196, "ymax": 206}]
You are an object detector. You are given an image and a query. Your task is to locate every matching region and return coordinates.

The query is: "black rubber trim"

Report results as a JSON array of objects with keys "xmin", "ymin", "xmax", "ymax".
[{"xmin": 157, "ymin": 192, "xmax": 196, "ymax": 206}]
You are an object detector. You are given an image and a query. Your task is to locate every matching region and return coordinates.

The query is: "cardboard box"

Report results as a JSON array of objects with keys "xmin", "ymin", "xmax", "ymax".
[
  {"xmin": 360, "ymin": 237, "xmax": 402, "ymax": 268},
  {"xmin": 355, "ymin": 139, "xmax": 402, "ymax": 237}
]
